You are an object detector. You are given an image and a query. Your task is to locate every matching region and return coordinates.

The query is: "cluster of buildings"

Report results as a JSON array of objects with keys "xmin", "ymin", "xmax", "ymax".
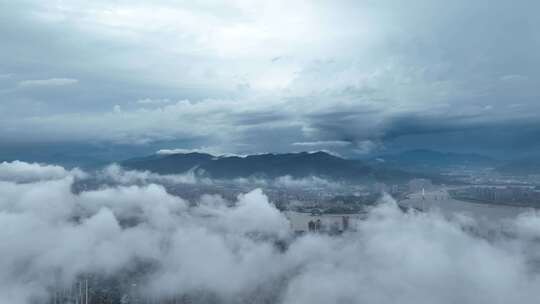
[
  {"xmin": 450, "ymin": 186, "xmax": 540, "ymax": 207},
  {"xmin": 284, "ymin": 210, "xmax": 367, "ymax": 234}
]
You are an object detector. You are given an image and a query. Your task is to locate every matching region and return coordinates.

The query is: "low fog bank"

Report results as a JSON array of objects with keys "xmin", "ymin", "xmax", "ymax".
[
  {"xmin": 2, "ymin": 161, "xmax": 540, "ymax": 304},
  {"xmin": 93, "ymin": 163, "xmax": 347, "ymax": 190}
]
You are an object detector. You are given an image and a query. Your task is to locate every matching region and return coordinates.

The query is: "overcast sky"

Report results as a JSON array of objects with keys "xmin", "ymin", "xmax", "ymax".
[{"xmin": 1, "ymin": 0, "xmax": 539, "ymax": 158}]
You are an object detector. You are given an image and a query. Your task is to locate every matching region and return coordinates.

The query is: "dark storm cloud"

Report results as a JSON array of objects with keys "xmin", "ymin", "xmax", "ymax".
[
  {"xmin": 382, "ymin": 113, "xmax": 486, "ymax": 140},
  {"xmin": 304, "ymin": 109, "xmax": 386, "ymax": 141},
  {"xmin": 231, "ymin": 111, "xmax": 291, "ymax": 127},
  {"xmin": 0, "ymin": 0, "xmax": 539, "ymax": 156},
  {"xmin": 386, "ymin": 122, "xmax": 540, "ymax": 158}
]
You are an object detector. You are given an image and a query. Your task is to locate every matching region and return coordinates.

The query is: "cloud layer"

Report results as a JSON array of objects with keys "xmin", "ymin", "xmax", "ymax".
[
  {"xmin": 1, "ymin": 1, "xmax": 539, "ymax": 156},
  {"xmin": 2, "ymin": 161, "xmax": 540, "ymax": 303}
]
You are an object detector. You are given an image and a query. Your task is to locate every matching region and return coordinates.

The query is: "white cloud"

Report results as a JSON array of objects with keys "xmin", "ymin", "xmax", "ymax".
[
  {"xmin": 100, "ymin": 163, "xmax": 344, "ymax": 191},
  {"xmin": 353, "ymin": 140, "xmax": 379, "ymax": 155},
  {"xmin": 136, "ymin": 98, "xmax": 172, "ymax": 105},
  {"xmin": 0, "ymin": 160, "xmax": 86, "ymax": 182},
  {"xmin": 156, "ymin": 148, "xmax": 202, "ymax": 155},
  {"xmin": 99, "ymin": 163, "xmax": 210, "ymax": 185},
  {"xmin": 156, "ymin": 146, "xmax": 236, "ymax": 156},
  {"xmin": 512, "ymin": 211, "xmax": 540, "ymax": 240},
  {"xmin": 292, "ymin": 140, "xmax": 351, "ymax": 147},
  {"xmin": 18, "ymin": 78, "xmax": 78, "ymax": 87},
  {"xmin": 500, "ymin": 74, "xmax": 529, "ymax": 83},
  {"xmin": 3, "ymin": 161, "xmax": 540, "ymax": 303},
  {"xmin": 273, "ymin": 175, "xmax": 343, "ymax": 190}
]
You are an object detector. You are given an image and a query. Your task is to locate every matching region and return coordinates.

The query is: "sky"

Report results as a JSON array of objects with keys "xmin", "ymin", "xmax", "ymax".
[{"xmin": 1, "ymin": 0, "xmax": 539, "ymax": 159}]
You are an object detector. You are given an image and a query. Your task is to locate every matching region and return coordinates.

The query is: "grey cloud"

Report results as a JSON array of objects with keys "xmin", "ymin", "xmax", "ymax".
[
  {"xmin": 232, "ymin": 111, "xmax": 292, "ymax": 127},
  {"xmin": 0, "ymin": 0, "xmax": 539, "ymax": 155}
]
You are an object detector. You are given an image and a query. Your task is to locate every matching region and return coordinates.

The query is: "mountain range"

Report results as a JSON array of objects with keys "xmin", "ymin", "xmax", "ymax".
[
  {"xmin": 368, "ymin": 149, "xmax": 499, "ymax": 173},
  {"xmin": 121, "ymin": 151, "xmax": 420, "ymax": 183},
  {"xmin": 497, "ymin": 157, "xmax": 540, "ymax": 176}
]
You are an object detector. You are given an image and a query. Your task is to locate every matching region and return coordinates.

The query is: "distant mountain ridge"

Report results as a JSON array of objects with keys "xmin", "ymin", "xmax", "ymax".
[
  {"xmin": 497, "ymin": 157, "xmax": 540, "ymax": 175},
  {"xmin": 369, "ymin": 149, "xmax": 498, "ymax": 173},
  {"xmin": 122, "ymin": 151, "xmax": 418, "ymax": 183}
]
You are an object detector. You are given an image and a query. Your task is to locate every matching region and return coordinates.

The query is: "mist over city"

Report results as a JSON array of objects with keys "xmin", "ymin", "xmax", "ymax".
[{"xmin": 1, "ymin": 1, "xmax": 540, "ymax": 303}]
